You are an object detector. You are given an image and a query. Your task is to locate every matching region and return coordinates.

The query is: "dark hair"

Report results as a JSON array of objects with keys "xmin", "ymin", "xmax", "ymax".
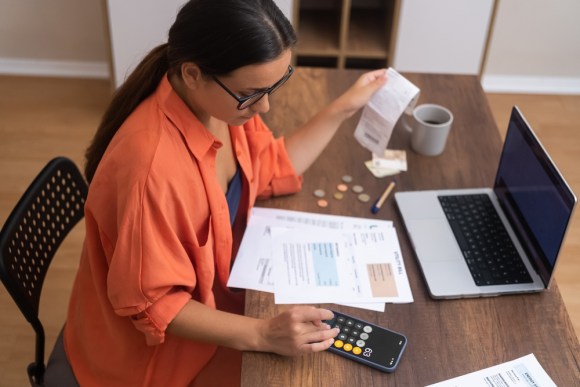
[{"xmin": 84, "ymin": 0, "xmax": 297, "ymax": 183}]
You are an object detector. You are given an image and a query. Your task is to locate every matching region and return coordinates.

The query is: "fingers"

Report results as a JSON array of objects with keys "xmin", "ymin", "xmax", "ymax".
[{"xmin": 293, "ymin": 306, "xmax": 334, "ymax": 323}]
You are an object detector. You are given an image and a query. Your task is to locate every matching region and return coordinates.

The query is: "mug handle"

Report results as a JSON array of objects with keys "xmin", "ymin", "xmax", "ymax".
[{"xmin": 402, "ymin": 112, "xmax": 414, "ymax": 133}]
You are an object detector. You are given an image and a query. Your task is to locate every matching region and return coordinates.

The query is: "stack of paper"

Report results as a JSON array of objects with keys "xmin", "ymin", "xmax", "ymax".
[{"xmin": 227, "ymin": 208, "xmax": 413, "ymax": 311}]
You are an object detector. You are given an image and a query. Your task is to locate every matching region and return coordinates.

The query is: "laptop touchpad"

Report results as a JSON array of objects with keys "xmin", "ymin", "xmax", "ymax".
[{"xmin": 407, "ymin": 219, "xmax": 463, "ymax": 262}]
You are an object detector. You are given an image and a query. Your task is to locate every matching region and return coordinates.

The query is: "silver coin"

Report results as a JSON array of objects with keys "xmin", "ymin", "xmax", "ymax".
[
  {"xmin": 313, "ymin": 189, "xmax": 326, "ymax": 198},
  {"xmin": 357, "ymin": 193, "xmax": 371, "ymax": 202},
  {"xmin": 352, "ymin": 185, "xmax": 364, "ymax": 193},
  {"xmin": 342, "ymin": 175, "xmax": 353, "ymax": 183}
]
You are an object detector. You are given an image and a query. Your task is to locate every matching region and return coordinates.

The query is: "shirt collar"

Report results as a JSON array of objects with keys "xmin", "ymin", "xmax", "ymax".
[{"xmin": 155, "ymin": 74, "xmax": 218, "ymax": 158}]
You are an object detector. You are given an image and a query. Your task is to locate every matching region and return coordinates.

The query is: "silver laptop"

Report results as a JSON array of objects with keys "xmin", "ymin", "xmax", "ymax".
[{"xmin": 395, "ymin": 106, "xmax": 577, "ymax": 299}]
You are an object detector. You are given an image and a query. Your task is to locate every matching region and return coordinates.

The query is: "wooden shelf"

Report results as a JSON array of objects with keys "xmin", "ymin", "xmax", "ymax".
[
  {"xmin": 345, "ymin": 8, "xmax": 390, "ymax": 58},
  {"xmin": 295, "ymin": 10, "xmax": 341, "ymax": 56},
  {"xmin": 293, "ymin": 0, "xmax": 399, "ymax": 69}
]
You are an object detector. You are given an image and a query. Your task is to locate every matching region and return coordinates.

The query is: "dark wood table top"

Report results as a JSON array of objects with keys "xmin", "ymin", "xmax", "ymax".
[{"xmin": 242, "ymin": 68, "xmax": 580, "ymax": 386}]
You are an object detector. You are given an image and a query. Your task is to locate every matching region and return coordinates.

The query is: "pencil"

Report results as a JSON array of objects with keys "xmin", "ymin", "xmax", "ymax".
[{"xmin": 370, "ymin": 179, "xmax": 397, "ymax": 214}]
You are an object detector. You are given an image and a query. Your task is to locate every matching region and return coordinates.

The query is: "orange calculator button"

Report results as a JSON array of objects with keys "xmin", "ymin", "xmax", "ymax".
[
  {"xmin": 334, "ymin": 340, "xmax": 344, "ymax": 348},
  {"xmin": 343, "ymin": 343, "xmax": 353, "ymax": 352},
  {"xmin": 352, "ymin": 347, "xmax": 362, "ymax": 355}
]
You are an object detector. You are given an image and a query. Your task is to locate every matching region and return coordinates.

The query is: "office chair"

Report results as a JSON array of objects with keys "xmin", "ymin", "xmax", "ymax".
[{"xmin": 0, "ymin": 157, "xmax": 88, "ymax": 386}]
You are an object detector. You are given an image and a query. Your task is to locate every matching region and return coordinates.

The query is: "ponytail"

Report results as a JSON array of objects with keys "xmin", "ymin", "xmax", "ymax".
[{"xmin": 84, "ymin": 43, "xmax": 169, "ymax": 183}]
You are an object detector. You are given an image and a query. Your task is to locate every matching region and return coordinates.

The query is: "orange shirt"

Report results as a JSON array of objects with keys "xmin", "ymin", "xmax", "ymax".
[{"xmin": 64, "ymin": 75, "xmax": 301, "ymax": 386}]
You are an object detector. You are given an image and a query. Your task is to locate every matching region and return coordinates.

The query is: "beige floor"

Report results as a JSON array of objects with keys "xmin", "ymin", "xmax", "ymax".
[{"xmin": 0, "ymin": 75, "xmax": 578, "ymax": 385}]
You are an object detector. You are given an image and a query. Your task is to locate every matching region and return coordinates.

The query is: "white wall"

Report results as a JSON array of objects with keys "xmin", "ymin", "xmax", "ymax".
[
  {"xmin": 481, "ymin": 0, "xmax": 580, "ymax": 94},
  {"xmin": 0, "ymin": 0, "xmax": 579, "ymax": 94},
  {"xmin": 393, "ymin": 0, "xmax": 494, "ymax": 75},
  {"xmin": 0, "ymin": 0, "xmax": 108, "ymax": 78},
  {"xmin": 105, "ymin": 0, "xmax": 186, "ymax": 87}
]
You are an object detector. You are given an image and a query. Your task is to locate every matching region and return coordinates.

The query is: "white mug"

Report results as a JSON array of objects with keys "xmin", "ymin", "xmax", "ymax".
[{"xmin": 404, "ymin": 104, "xmax": 453, "ymax": 156}]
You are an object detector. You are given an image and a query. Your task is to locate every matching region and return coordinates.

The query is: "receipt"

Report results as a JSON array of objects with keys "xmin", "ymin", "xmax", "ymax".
[{"xmin": 354, "ymin": 68, "xmax": 420, "ymax": 156}]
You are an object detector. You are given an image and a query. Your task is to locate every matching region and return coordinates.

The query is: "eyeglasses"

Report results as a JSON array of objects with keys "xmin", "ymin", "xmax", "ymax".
[{"xmin": 212, "ymin": 65, "xmax": 294, "ymax": 110}]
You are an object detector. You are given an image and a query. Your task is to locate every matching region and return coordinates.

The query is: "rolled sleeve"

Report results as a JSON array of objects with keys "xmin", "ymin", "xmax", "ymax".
[{"xmin": 130, "ymin": 288, "xmax": 192, "ymax": 346}]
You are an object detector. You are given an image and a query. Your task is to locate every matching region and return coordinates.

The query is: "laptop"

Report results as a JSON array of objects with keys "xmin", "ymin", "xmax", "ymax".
[{"xmin": 395, "ymin": 106, "xmax": 577, "ymax": 299}]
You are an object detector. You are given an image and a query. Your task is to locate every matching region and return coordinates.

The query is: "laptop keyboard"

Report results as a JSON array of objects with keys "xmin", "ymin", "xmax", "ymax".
[{"xmin": 438, "ymin": 194, "xmax": 533, "ymax": 286}]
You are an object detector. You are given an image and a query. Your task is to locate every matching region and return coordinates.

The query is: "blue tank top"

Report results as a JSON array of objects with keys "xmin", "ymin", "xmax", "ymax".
[{"xmin": 225, "ymin": 166, "xmax": 242, "ymax": 225}]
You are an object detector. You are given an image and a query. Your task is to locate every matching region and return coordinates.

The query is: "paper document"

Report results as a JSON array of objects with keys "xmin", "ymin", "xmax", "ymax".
[
  {"xmin": 228, "ymin": 208, "xmax": 413, "ymax": 310},
  {"xmin": 426, "ymin": 353, "xmax": 556, "ymax": 387},
  {"xmin": 271, "ymin": 226, "xmax": 411, "ymax": 305},
  {"xmin": 354, "ymin": 68, "xmax": 420, "ymax": 156}
]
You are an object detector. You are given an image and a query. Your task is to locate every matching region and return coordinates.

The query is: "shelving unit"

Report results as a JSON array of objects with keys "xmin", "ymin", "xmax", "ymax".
[{"xmin": 292, "ymin": 0, "xmax": 400, "ymax": 69}]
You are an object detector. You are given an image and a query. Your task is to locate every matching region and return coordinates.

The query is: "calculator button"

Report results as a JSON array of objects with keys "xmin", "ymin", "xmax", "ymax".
[
  {"xmin": 343, "ymin": 343, "xmax": 353, "ymax": 352},
  {"xmin": 337, "ymin": 316, "xmax": 346, "ymax": 324},
  {"xmin": 355, "ymin": 323, "xmax": 363, "ymax": 330},
  {"xmin": 333, "ymin": 324, "xmax": 341, "ymax": 330},
  {"xmin": 342, "ymin": 327, "xmax": 350, "ymax": 334},
  {"xmin": 334, "ymin": 340, "xmax": 344, "ymax": 349},
  {"xmin": 360, "ymin": 333, "xmax": 369, "ymax": 340},
  {"xmin": 338, "ymin": 333, "xmax": 348, "ymax": 341},
  {"xmin": 356, "ymin": 340, "xmax": 366, "ymax": 347},
  {"xmin": 347, "ymin": 337, "xmax": 356, "ymax": 344},
  {"xmin": 346, "ymin": 319, "xmax": 355, "ymax": 327},
  {"xmin": 351, "ymin": 330, "xmax": 360, "ymax": 337},
  {"xmin": 363, "ymin": 325, "xmax": 373, "ymax": 333},
  {"xmin": 353, "ymin": 347, "xmax": 362, "ymax": 355}
]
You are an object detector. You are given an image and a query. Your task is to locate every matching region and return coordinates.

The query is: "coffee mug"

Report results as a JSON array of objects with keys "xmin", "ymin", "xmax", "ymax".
[{"xmin": 403, "ymin": 104, "xmax": 453, "ymax": 156}]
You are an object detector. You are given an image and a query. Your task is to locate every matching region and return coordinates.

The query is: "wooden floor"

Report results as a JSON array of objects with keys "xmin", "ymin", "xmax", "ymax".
[{"xmin": 0, "ymin": 75, "xmax": 578, "ymax": 385}]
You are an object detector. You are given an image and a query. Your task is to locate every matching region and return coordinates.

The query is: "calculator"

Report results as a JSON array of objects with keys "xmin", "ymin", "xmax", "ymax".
[{"xmin": 326, "ymin": 310, "xmax": 407, "ymax": 373}]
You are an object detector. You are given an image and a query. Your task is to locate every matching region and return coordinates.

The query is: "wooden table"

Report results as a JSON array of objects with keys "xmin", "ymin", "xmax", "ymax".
[{"xmin": 241, "ymin": 68, "xmax": 580, "ymax": 386}]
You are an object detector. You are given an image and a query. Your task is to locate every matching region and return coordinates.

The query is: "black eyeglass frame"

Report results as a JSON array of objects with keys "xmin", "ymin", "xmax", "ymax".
[{"xmin": 211, "ymin": 65, "xmax": 294, "ymax": 110}]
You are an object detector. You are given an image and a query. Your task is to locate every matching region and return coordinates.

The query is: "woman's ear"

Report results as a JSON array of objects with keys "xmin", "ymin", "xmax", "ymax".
[{"xmin": 181, "ymin": 62, "xmax": 203, "ymax": 89}]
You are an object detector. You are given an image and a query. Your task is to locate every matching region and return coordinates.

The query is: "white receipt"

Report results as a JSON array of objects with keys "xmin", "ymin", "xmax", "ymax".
[{"xmin": 354, "ymin": 68, "xmax": 420, "ymax": 156}]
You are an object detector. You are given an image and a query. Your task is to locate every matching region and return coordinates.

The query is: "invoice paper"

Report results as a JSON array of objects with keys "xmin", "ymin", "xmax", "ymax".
[
  {"xmin": 227, "ymin": 208, "xmax": 413, "ymax": 308},
  {"xmin": 425, "ymin": 353, "xmax": 556, "ymax": 387},
  {"xmin": 228, "ymin": 207, "xmax": 396, "ymax": 292},
  {"xmin": 271, "ymin": 226, "xmax": 413, "ymax": 305}
]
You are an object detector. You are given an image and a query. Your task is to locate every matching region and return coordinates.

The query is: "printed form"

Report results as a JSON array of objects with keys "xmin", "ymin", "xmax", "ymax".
[
  {"xmin": 271, "ymin": 226, "xmax": 410, "ymax": 304},
  {"xmin": 426, "ymin": 354, "xmax": 556, "ymax": 387},
  {"xmin": 227, "ymin": 208, "xmax": 413, "ymax": 310}
]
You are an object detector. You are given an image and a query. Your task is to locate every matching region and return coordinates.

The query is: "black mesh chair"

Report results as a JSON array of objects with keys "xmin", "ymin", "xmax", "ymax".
[{"xmin": 0, "ymin": 157, "xmax": 87, "ymax": 386}]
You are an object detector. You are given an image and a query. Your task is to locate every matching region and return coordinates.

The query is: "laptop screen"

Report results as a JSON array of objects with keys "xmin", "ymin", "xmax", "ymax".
[{"xmin": 493, "ymin": 107, "xmax": 576, "ymax": 286}]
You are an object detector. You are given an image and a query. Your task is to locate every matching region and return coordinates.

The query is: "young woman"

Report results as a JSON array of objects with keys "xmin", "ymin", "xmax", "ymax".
[{"xmin": 60, "ymin": 0, "xmax": 387, "ymax": 385}]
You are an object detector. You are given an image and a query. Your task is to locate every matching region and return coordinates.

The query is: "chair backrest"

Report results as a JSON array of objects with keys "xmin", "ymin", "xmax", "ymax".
[{"xmin": 0, "ymin": 157, "xmax": 88, "ymax": 386}]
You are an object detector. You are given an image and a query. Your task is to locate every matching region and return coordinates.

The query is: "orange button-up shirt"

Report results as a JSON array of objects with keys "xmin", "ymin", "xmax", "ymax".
[{"xmin": 64, "ymin": 75, "xmax": 302, "ymax": 386}]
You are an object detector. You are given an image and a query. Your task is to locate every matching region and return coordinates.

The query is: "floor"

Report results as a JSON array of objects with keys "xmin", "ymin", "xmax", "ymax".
[{"xmin": 0, "ymin": 75, "xmax": 578, "ymax": 385}]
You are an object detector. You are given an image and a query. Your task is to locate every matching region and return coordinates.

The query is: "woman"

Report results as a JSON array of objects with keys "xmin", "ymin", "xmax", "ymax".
[{"xmin": 62, "ymin": 0, "xmax": 388, "ymax": 385}]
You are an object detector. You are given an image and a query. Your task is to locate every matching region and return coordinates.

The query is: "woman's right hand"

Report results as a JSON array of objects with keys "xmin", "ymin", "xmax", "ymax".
[{"xmin": 259, "ymin": 306, "xmax": 339, "ymax": 356}]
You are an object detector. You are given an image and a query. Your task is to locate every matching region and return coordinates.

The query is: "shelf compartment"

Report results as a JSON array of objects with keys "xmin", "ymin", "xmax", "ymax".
[
  {"xmin": 345, "ymin": 57, "xmax": 387, "ymax": 69},
  {"xmin": 295, "ymin": 6, "xmax": 342, "ymax": 56},
  {"xmin": 345, "ymin": 6, "xmax": 392, "ymax": 58},
  {"xmin": 296, "ymin": 56, "xmax": 339, "ymax": 68}
]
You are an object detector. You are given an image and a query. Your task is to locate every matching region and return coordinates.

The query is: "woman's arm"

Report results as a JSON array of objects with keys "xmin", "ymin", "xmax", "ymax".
[
  {"xmin": 167, "ymin": 300, "xmax": 339, "ymax": 356},
  {"xmin": 284, "ymin": 69, "xmax": 388, "ymax": 175}
]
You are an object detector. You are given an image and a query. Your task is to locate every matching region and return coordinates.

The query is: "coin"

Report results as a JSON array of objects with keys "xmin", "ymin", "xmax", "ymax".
[
  {"xmin": 357, "ymin": 193, "xmax": 371, "ymax": 202},
  {"xmin": 336, "ymin": 184, "xmax": 348, "ymax": 192},
  {"xmin": 317, "ymin": 199, "xmax": 329, "ymax": 208},
  {"xmin": 342, "ymin": 175, "xmax": 353, "ymax": 183},
  {"xmin": 313, "ymin": 189, "xmax": 326, "ymax": 198},
  {"xmin": 352, "ymin": 185, "xmax": 364, "ymax": 193},
  {"xmin": 333, "ymin": 192, "xmax": 344, "ymax": 200}
]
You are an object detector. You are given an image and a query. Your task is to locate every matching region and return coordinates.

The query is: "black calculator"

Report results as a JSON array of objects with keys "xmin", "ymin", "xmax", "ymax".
[{"xmin": 325, "ymin": 310, "xmax": 407, "ymax": 373}]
